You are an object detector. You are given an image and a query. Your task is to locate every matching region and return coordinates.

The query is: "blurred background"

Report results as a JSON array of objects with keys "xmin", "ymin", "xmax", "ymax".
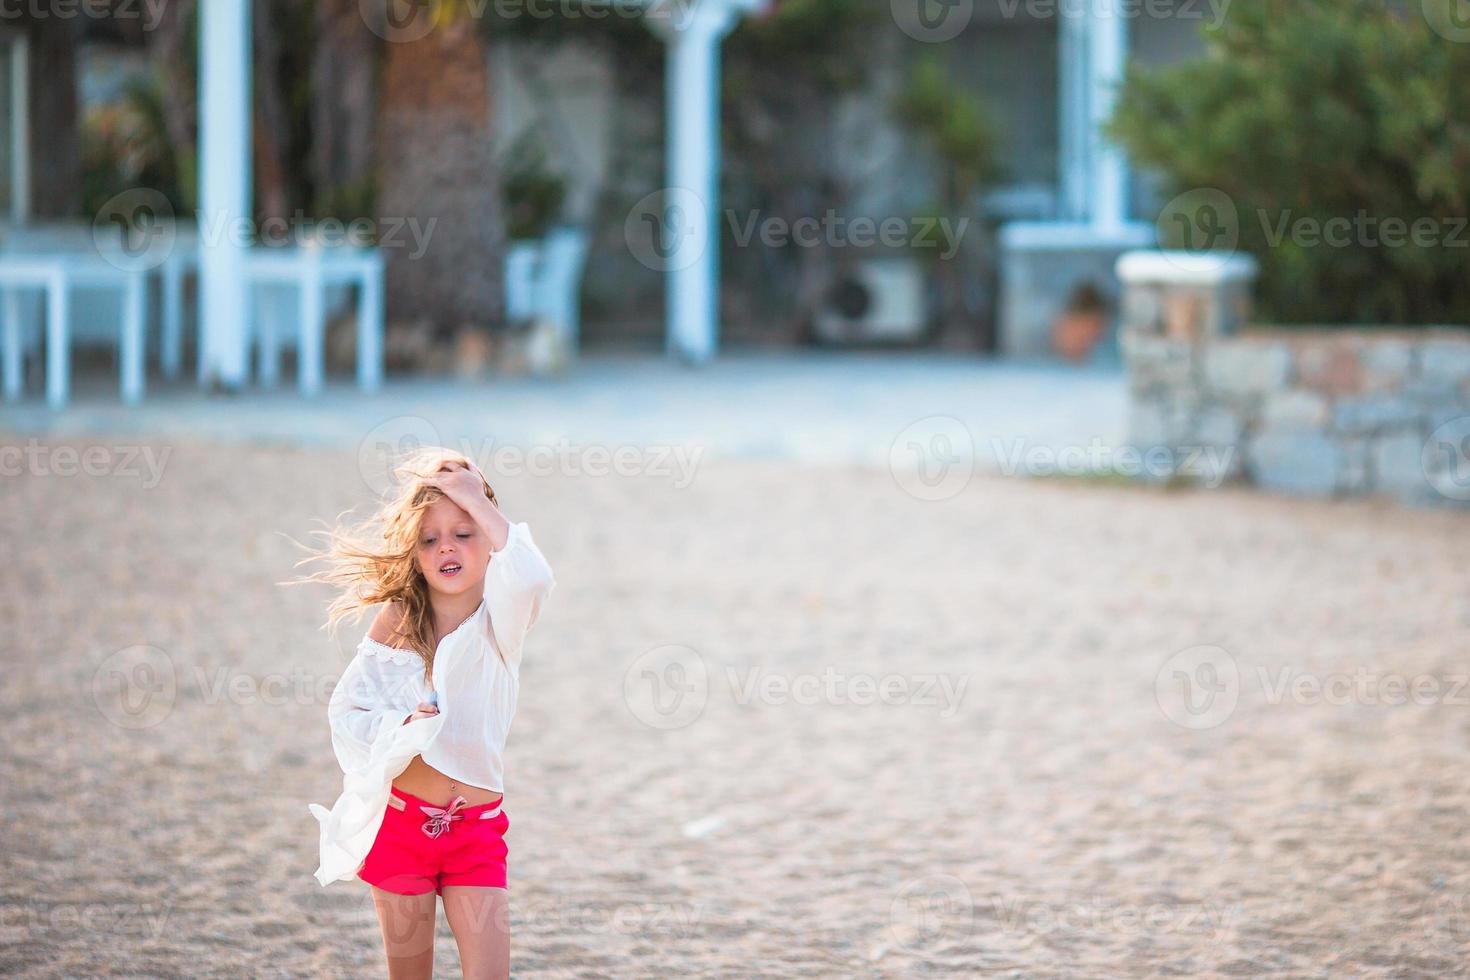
[{"xmin": 3, "ymin": 1, "xmax": 1470, "ymax": 977}]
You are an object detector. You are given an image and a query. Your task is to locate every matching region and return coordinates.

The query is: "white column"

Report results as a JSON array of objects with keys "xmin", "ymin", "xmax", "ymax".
[
  {"xmin": 1087, "ymin": 0, "xmax": 1129, "ymax": 231},
  {"xmin": 198, "ymin": 0, "xmax": 252, "ymax": 389},
  {"xmin": 1057, "ymin": 14, "xmax": 1087, "ymax": 222},
  {"xmin": 648, "ymin": 0, "xmax": 759, "ymax": 364}
]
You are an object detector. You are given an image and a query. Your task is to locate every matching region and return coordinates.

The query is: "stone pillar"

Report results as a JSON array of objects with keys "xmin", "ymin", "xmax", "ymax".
[
  {"xmin": 1115, "ymin": 251, "xmax": 1259, "ymax": 343},
  {"xmin": 1117, "ymin": 251, "xmax": 1260, "ymax": 488}
]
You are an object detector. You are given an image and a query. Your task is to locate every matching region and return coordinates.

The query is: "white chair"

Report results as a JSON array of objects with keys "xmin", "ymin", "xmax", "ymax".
[
  {"xmin": 540, "ymin": 226, "xmax": 589, "ymax": 350},
  {"xmin": 504, "ymin": 225, "xmax": 589, "ymax": 350}
]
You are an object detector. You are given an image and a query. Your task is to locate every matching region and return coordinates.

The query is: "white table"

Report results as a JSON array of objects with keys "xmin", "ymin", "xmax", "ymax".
[
  {"xmin": 245, "ymin": 245, "xmax": 384, "ymax": 395},
  {"xmin": 0, "ymin": 253, "xmax": 146, "ymax": 408},
  {"xmin": 1, "ymin": 236, "xmax": 385, "ymax": 406},
  {"xmin": 159, "ymin": 242, "xmax": 384, "ymax": 396}
]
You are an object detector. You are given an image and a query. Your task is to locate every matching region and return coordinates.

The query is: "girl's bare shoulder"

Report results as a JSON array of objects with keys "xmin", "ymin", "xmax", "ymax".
[{"xmin": 367, "ymin": 601, "xmax": 409, "ymax": 648}]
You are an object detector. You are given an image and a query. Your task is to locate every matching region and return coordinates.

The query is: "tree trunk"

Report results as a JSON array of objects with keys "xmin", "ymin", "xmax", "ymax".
[
  {"xmin": 252, "ymin": 0, "xmax": 290, "ymax": 227},
  {"xmin": 26, "ymin": 17, "xmax": 81, "ymax": 217},
  {"xmin": 376, "ymin": 18, "xmax": 502, "ymax": 333},
  {"xmin": 146, "ymin": 0, "xmax": 197, "ymax": 207},
  {"xmin": 310, "ymin": 0, "xmax": 378, "ymax": 215}
]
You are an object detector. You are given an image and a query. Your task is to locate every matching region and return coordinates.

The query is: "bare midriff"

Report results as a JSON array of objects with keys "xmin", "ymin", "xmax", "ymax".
[{"xmin": 393, "ymin": 755, "xmax": 503, "ymax": 808}]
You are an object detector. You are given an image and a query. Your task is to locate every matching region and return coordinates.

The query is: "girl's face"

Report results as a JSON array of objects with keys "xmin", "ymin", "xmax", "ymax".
[{"xmin": 415, "ymin": 494, "xmax": 490, "ymax": 598}]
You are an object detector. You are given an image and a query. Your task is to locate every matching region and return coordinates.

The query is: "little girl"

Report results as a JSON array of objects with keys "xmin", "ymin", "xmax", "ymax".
[{"xmin": 306, "ymin": 448, "xmax": 556, "ymax": 980}]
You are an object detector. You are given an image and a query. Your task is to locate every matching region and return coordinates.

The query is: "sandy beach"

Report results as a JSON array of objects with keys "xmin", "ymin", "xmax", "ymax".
[{"xmin": 3, "ymin": 435, "xmax": 1469, "ymax": 978}]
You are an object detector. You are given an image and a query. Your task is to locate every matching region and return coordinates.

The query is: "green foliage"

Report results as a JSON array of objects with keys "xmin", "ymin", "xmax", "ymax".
[
  {"xmin": 895, "ymin": 52, "xmax": 1003, "ymax": 208},
  {"xmin": 81, "ymin": 76, "xmax": 190, "ymax": 219},
  {"xmin": 502, "ymin": 134, "xmax": 567, "ymax": 240},
  {"xmin": 1109, "ymin": 0, "xmax": 1470, "ymax": 325},
  {"xmin": 484, "ymin": 0, "xmax": 878, "ymax": 90},
  {"xmin": 273, "ymin": 0, "xmax": 320, "ymax": 213},
  {"xmin": 723, "ymin": 0, "xmax": 881, "ymax": 94},
  {"xmin": 314, "ymin": 178, "xmax": 378, "ymax": 234}
]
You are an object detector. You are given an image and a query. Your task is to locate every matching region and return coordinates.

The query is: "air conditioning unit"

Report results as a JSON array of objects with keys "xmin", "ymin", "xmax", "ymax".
[{"xmin": 812, "ymin": 257, "xmax": 931, "ymax": 344}]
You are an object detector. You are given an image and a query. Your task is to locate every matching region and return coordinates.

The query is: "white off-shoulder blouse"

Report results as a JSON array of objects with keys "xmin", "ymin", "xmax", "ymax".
[{"xmin": 309, "ymin": 520, "xmax": 556, "ymax": 886}]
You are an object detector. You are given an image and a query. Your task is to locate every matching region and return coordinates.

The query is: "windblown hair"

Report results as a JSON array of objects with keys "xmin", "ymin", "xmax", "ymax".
[{"xmin": 298, "ymin": 447, "xmax": 497, "ymax": 678}]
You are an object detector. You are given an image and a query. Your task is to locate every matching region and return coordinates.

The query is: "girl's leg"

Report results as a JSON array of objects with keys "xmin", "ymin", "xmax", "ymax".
[
  {"xmin": 441, "ymin": 885, "xmax": 510, "ymax": 980},
  {"xmin": 371, "ymin": 886, "xmax": 438, "ymax": 980}
]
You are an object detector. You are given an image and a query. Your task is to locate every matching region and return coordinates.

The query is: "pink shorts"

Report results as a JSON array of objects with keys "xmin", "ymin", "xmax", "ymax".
[{"xmin": 358, "ymin": 787, "xmax": 510, "ymax": 895}]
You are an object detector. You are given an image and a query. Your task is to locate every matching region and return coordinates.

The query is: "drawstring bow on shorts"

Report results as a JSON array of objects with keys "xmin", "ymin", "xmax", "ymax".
[{"xmin": 418, "ymin": 796, "xmax": 470, "ymax": 839}]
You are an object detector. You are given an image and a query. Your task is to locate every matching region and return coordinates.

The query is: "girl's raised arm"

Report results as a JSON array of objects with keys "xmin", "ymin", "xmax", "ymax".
[
  {"xmin": 483, "ymin": 521, "xmax": 556, "ymax": 666},
  {"xmin": 420, "ymin": 459, "xmax": 556, "ymax": 665},
  {"xmin": 421, "ymin": 462, "xmax": 510, "ymax": 551}
]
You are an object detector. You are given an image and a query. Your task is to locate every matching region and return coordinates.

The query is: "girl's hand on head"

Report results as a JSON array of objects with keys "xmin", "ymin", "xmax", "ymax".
[
  {"xmin": 422, "ymin": 462, "xmax": 490, "ymax": 513},
  {"xmin": 404, "ymin": 702, "xmax": 439, "ymax": 724}
]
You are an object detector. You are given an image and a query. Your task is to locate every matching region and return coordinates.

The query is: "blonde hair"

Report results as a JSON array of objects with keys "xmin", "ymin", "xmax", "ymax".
[{"xmin": 298, "ymin": 447, "xmax": 497, "ymax": 678}]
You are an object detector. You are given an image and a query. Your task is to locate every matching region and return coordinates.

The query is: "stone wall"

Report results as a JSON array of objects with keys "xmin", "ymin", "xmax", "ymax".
[{"xmin": 1123, "ymin": 327, "xmax": 1470, "ymax": 504}]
